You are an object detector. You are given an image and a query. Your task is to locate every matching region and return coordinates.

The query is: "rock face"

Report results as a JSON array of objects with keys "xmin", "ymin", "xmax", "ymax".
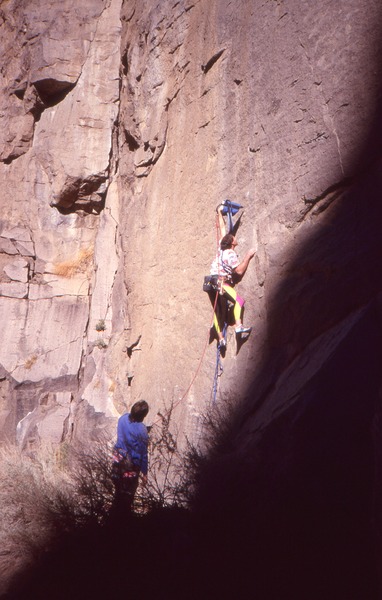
[
  {"xmin": 1, "ymin": 0, "xmax": 382, "ymax": 595},
  {"xmin": 0, "ymin": 0, "xmax": 123, "ymax": 448},
  {"xmin": 0, "ymin": 0, "xmax": 381, "ymax": 478}
]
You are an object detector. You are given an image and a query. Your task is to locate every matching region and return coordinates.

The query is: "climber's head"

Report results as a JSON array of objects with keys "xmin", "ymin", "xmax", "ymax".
[
  {"xmin": 129, "ymin": 400, "xmax": 149, "ymax": 422},
  {"xmin": 220, "ymin": 234, "xmax": 237, "ymax": 250}
]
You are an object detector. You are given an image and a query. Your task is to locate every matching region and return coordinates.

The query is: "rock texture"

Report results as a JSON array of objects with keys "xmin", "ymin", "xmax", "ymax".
[
  {"xmin": 0, "ymin": 0, "xmax": 123, "ymax": 448},
  {"xmin": 1, "ymin": 0, "xmax": 382, "ymax": 596},
  {"xmin": 0, "ymin": 0, "xmax": 381, "ymax": 478}
]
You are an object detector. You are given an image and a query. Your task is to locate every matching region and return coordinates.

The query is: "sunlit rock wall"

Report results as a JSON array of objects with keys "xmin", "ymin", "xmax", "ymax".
[
  {"xmin": 0, "ymin": 0, "xmax": 381, "ymax": 453},
  {"xmin": 0, "ymin": 0, "xmax": 123, "ymax": 447}
]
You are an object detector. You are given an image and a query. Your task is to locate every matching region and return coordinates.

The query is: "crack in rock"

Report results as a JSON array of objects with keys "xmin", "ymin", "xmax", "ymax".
[
  {"xmin": 300, "ymin": 177, "xmax": 353, "ymax": 221},
  {"xmin": 201, "ymin": 49, "xmax": 225, "ymax": 74},
  {"xmin": 125, "ymin": 335, "xmax": 142, "ymax": 358}
]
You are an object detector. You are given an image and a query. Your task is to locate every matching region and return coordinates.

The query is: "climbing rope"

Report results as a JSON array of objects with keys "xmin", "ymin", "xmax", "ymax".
[
  {"xmin": 150, "ymin": 289, "xmax": 220, "ymax": 428},
  {"xmin": 209, "ymin": 209, "xmax": 229, "ymax": 403},
  {"xmin": 211, "ymin": 322, "xmax": 227, "ymax": 403},
  {"xmin": 151, "ymin": 203, "xmax": 242, "ymax": 423}
]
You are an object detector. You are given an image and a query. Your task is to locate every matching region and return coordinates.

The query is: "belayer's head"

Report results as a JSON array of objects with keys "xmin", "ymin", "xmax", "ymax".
[
  {"xmin": 220, "ymin": 233, "xmax": 237, "ymax": 250},
  {"xmin": 129, "ymin": 400, "xmax": 149, "ymax": 422}
]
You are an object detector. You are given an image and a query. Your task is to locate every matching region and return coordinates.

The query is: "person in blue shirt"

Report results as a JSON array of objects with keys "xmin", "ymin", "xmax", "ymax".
[{"xmin": 112, "ymin": 400, "xmax": 149, "ymax": 512}]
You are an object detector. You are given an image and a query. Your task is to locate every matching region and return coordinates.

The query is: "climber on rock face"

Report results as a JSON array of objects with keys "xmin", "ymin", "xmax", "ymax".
[{"xmin": 210, "ymin": 205, "xmax": 255, "ymax": 348}]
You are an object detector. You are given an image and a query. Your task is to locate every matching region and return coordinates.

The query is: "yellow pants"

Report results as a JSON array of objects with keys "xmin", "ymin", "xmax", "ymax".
[{"xmin": 212, "ymin": 283, "xmax": 245, "ymax": 335}]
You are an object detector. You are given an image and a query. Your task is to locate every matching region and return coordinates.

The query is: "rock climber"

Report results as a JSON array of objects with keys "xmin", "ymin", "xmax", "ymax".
[
  {"xmin": 112, "ymin": 400, "xmax": 149, "ymax": 512},
  {"xmin": 210, "ymin": 205, "xmax": 255, "ymax": 348}
]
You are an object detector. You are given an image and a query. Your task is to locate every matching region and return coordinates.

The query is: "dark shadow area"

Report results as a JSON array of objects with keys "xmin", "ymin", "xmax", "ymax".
[
  {"xmin": 52, "ymin": 175, "xmax": 108, "ymax": 214},
  {"xmin": 33, "ymin": 79, "xmax": 76, "ymax": 109},
  {"xmin": 2, "ymin": 509, "xmax": 196, "ymax": 600},
  {"xmin": 54, "ymin": 198, "xmax": 106, "ymax": 215},
  {"xmin": 190, "ymin": 28, "xmax": 382, "ymax": 600},
  {"xmin": 193, "ymin": 303, "xmax": 382, "ymax": 599},
  {"xmin": 245, "ymin": 158, "xmax": 382, "ymax": 414}
]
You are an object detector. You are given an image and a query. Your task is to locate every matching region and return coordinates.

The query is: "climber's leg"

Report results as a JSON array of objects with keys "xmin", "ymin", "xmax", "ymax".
[
  {"xmin": 209, "ymin": 292, "xmax": 224, "ymax": 342},
  {"xmin": 222, "ymin": 284, "xmax": 244, "ymax": 325},
  {"xmin": 213, "ymin": 310, "xmax": 222, "ymax": 336}
]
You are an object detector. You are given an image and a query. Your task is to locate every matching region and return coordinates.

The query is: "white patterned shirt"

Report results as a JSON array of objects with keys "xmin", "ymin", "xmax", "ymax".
[{"xmin": 210, "ymin": 248, "xmax": 240, "ymax": 282}]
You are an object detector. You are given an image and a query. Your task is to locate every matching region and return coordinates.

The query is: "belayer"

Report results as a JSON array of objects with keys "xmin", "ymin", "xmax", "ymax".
[
  {"xmin": 209, "ymin": 203, "xmax": 255, "ymax": 348},
  {"xmin": 112, "ymin": 400, "xmax": 149, "ymax": 513}
]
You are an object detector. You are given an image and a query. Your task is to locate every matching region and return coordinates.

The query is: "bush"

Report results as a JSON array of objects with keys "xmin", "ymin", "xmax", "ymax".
[
  {"xmin": 135, "ymin": 406, "xmax": 193, "ymax": 512},
  {"xmin": 52, "ymin": 246, "xmax": 93, "ymax": 278},
  {"xmin": 0, "ymin": 405, "xmax": 196, "ymax": 594},
  {"xmin": 95, "ymin": 319, "xmax": 106, "ymax": 331},
  {"xmin": 0, "ymin": 444, "xmax": 77, "ymax": 593}
]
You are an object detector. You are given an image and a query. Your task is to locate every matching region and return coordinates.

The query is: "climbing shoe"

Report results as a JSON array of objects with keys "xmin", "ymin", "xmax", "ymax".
[{"xmin": 235, "ymin": 325, "xmax": 252, "ymax": 334}]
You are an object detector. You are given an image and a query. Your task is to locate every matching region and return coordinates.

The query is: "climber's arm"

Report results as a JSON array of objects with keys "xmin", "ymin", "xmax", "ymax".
[
  {"xmin": 234, "ymin": 248, "xmax": 256, "ymax": 278},
  {"xmin": 217, "ymin": 205, "xmax": 226, "ymax": 238}
]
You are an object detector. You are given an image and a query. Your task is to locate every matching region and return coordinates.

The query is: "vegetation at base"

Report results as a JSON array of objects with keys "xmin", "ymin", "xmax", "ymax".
[{"xmin": 0, "ymin": 403, "xmax": 202, "ymax": 597}]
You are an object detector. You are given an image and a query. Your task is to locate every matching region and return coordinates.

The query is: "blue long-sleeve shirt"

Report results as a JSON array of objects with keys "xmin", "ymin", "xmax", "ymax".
[{"xmin": 115, "ymin": 413, "xmax": 149, "ymax": 475}]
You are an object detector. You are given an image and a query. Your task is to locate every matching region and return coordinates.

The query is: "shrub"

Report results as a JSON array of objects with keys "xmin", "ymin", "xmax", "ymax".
[
  {"xmin": 95, "ymin": 338, "xmax": 107, "ymax": 349},
  {"xmin": 23, "ymin": 354, "xmax": 37, "ymax": 369},
  {"xmin": 0, "ymin": 444, "xmax": 77, "ymax": 593},
  {"xmin": 53, "ymin": 246, "xmax": 93, "ymax": 278},
  {"xmin": 95, "ymin": 319, "xmax": 106, "ymax": 331},
  {"xmin": 0, "ymin": 405, "xmax": 196, "ymax": 594},
  {"xmin": 135, "ymin": 404, "xmax": 193, "ymax": 512}
]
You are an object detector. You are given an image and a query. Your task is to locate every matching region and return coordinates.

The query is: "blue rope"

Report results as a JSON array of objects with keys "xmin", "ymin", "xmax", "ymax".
[
  {"xmin": 212, "ymin": 322, "xmax": 227, "ymax": 403},
  {"xmin": 221, "ymin": 199, "xmax": 243, "ymax": 234}
]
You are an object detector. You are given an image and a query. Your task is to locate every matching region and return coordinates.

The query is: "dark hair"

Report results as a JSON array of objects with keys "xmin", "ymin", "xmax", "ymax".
[
  {"xmin": 129, "ymin": 400, "xmax": 149, "ymax": 422},
  {"xmin": 220, "ymin": 233, "xmax": 234, "ymax": 250}
]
